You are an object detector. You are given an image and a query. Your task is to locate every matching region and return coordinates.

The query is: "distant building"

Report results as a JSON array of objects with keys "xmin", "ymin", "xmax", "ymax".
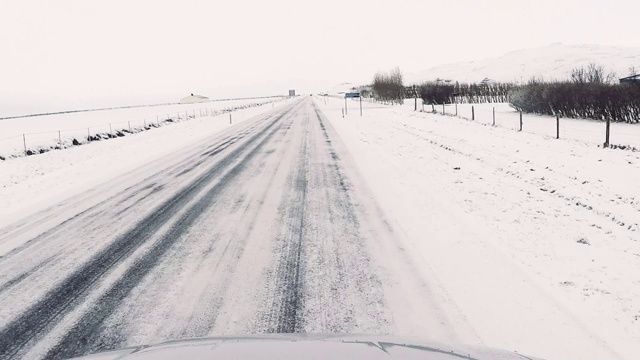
[
  {"xmin": 180, "ymin": 93, "xmax": 209, "ymax": 104},
  {"xmin": 288, "ymin": 89, "xmax": 296, "ymax": 96},
  {"xmin": 619, "ymin": 74, "xmax": 640, "ymax": 84}
]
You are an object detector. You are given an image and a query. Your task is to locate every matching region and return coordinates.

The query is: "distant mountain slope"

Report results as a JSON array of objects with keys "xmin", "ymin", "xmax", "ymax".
[{"xmin": 406, "ymin": 43, "xmax": 640, "ymax": 84}]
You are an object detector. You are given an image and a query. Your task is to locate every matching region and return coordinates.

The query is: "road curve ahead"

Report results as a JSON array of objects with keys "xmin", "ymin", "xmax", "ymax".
[{"xmin": 0, "ymin": 98, "xmax": 467, "ymax": 359}]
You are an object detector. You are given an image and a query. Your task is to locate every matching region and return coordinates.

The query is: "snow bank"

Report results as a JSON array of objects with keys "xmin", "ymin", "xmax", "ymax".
[{"xmin": 316, "ymin": 96, "xmax": 640, "ymax": 360}]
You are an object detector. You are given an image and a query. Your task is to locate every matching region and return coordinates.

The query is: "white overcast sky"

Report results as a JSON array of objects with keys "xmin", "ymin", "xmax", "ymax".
[{"xmin": 1, "ymin": 0, "xmax": 638, "ymax": 115}]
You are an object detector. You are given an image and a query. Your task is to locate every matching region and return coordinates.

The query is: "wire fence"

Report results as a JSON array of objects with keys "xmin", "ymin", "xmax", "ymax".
[
  {"xmin": 0, "ymin": 100, "xmax": 283, "ymax": 160},
  {"xmin": 427, "ymin": 102, "xmax": 639, "ymax": 150}
]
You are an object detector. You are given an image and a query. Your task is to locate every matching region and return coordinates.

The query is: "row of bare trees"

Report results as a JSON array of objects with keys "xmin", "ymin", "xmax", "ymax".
[
  {"xmin": 509, "ymin": 82, "xmax": 640, "ymax": 123},
  {"xmin": 417, "ymin": 82, "xmax": 514, "ymax": 105},
  {"xmin": 454, "ymin": 82, "xmax": 514, "ymax": 103},
  {"xmin": 509, "ymin": 64, "xmax": 640, "ymax": 123},
  {"xmin": 370, "ymin": 63, "xmax": 639, "ymax": 123},
  {"xmin": 372, "ymin": 67, "xmax": 405, "ymax": 104}
]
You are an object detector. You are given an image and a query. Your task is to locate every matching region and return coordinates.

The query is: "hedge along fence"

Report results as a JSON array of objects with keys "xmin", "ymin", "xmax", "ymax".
[
  {"xmin": 417, "ymin": 82, "xmax": 514, "ymax": 105},
  {"xmin": 509, "ymin": 82, "xmax": 640, "ymax": 124}
]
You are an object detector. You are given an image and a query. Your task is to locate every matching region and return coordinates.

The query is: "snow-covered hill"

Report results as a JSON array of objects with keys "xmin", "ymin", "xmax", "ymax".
[{"xmin": 406, "ymin": 43, "xmax": 640, "ymax": 84}]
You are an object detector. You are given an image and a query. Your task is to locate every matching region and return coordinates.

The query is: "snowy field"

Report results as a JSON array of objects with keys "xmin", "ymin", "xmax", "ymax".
[
  {"xmin": 437, "ymin": 102, "xmax": 640, "ymax": 148},
  {"xmin": 0, "ymin": 96, "xmax": 638, "ymax": 360},
  {"xmin": 0, "ymin": 97, "xmax": 286, "ymax": 158},
  {"xmin": 320, "ymin": 95, "xmax": 640, "ymax": 360}
]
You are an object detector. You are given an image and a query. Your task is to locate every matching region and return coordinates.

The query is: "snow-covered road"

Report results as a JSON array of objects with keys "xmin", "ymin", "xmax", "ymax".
[
  {"xmin": 2, "ymin": 96, "xmax": 637, "ymax": 360},
  {"xmin": 0, "ymin": 99, "xmax": 471, "ymax": 359}
]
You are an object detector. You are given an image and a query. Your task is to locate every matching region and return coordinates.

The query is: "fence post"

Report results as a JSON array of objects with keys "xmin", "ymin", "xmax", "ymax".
[
  {"xmin": 455, "ymin": 103, "xmax": 458, "ymax": 116},
  {"xmin": 342, "ymin": 108, "xmax": 344, "ymax": 118},
  {"xmin": 58, "ymin": 130, "xmax": 61, "ymax": 147},
  {"xmin": 492, "ymin": 107, "xmax": 496, "ymax": 126},
  {"xmin": 604, "ymin": 117, "xmax": 610, "ymax": 147},
  {"xmin": 230, "ymin": 113, "xmax": 232, "ymax": 124},
  {"xmin": 344, "ymin": 97, "xmax": 347, "ymax": 115},
  {"xmin": 23, "ymin": 134, "xmax": 27, "ymax": 155},
  {"xmin": 88, "ymin": 128, "xmax": 91, "ymax": 142},
  {"xmin": 472, "ymin": 106, "xmax": 475, "ymax": 120},
  {"xmin": 556, "ymin": 115, "xmax": 560, "ymax": 139},
  {"xmin": 519, "ymin": 111, "xmax": 523, "ymax": 131},
  {"xmin": 128, "ymin": 121, "xmax": 131, "ymax": 132},
  {"xmin": 442, "ymin": 103, "xmax": 445, "ymax": 114},
  {"xmin": 360, "ymin": 96, "xmax": 362, "ymax": 116}
]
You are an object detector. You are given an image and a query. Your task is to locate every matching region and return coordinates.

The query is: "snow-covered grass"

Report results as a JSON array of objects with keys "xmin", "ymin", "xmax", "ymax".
[
  {"xmin": 317, "ymin": 96, "xmax": 640, "ymax": 360},
  {"xmin": 0, "ymin": 98, "xmax": 292, "ymax": 229},
  {"xmin": 0, "ymin": 97, "xmax": 285, "ymax": 159},
  {"xmin": 434, "ymin": 102, "xmax": 640, "ymax": 149}
]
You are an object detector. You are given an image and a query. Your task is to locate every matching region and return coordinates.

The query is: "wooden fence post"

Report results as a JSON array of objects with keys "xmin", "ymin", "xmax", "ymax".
[
  {"xmin": 492, "ymin": 107, "xmax": 496, "ymax": 126},
  {"xmin": 604, "ymin": 117, "xmax": 611, "ymax": 147},
  {"xmin": 556, "ymin": 115, "xmax": 560, "ymax": 139},
  {"xmin": 519, "ymin": 111, "xmax": 523, "ymax": 131},
  {"xmin": 23, "ymin": 134, "xmax": 27, "ymax": 155},
  {"xmin": 472, "ymin": 105, "xmax": 475, "ymax": 120}
]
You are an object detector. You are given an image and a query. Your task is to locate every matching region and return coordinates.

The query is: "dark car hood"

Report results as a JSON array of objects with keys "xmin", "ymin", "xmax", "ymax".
[{"xmin": 70, "ymin": 334, "xmax": 543, "ymax": 360}]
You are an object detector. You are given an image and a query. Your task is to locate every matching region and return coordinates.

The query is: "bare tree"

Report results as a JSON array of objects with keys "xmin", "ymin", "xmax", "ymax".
[{"xmin": 371, "ymin": 67, "xmax": 404, "ymax": 104}]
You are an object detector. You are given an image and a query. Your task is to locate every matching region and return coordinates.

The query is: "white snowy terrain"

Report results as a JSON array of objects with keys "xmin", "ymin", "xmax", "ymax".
[
  {"xmin": 405, "ymin": 43, "xmax": 640, "ymax": 84},
  {"xmin": 0, "ymin": 96, "xmax": 638, "ymax": 360},
  {"xmin": 0, "ymin": 97, "xmax": 284, "ymax": 159},
  {"xmin": 319, "ymin": 96, "xmax": 639, "ymax": 360}
]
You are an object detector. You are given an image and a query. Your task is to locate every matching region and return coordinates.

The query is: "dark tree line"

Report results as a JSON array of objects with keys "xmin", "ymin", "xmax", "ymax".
[
  {"xmin": 509, "ymin": 65, "xmax": 640, "ymax": 123},
  {"xmin": 417, "ymin": 82, "xmax": 514, "ymax": 105},
  {"xmin": 372, "ymin": 67, "xmax": 405, "ymax": 104},
  {"xmin": 454, "ymin": 82, "xmax": 514, "ymax": 103},
  {"xmin": 418, "ymin": 82, "xmax": 455, "ymax": 105},
  {"xmin": 509, "ymin": 82, "xmax": 640, "ymax": 123}
]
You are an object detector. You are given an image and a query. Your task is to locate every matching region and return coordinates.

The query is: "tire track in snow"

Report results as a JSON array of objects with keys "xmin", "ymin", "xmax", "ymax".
[
  {"xmin": 262, "ymin": 101, "xmax": 390, "ymax": 334},
  {"xmin": 265, "ymin": 112, "xmax": 310, "ymax": 333}
]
